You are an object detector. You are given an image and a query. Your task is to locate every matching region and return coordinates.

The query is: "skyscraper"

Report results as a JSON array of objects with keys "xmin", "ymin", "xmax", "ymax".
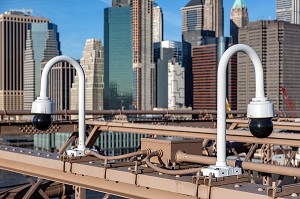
[
  {"xmin": 132, "ymin": 0, "xmax": 155, "ymax": 110},
  {"xmin": 152, "ymin": 3, "xmax": 163, "ymax": 43},
  {"xmin": 238, "ymin": 20, "xmax": 300, "ymax": 112},
  {"xmin": 71, "ymin": 39, "xmax": 104, "ymax": 115},
  {"xmin": 192, "ymin": 37, "xmax": 235, "ymax": 110},
  {"xmin": 204, "ymin": 0, "xmax": 224, "ymax": 37},
  {"xmin": 181, "ymin": 0, "xmax": 223, "ymax": 108},
  {"xmin": 104, "ymin": 3, "xmax": 133, "ymax": 110},
  {"xmin": 23, "ymin": 22, "xmax": 61, "ymax": 110},
  {"xmin": 230, "ymin": 0, "xmax": 249, "ymax": 44},
  {"xmin": 155, "ymin": 41, "xmax": 182, "ymax": 108},
  {"xmin": 276, "ymin": 0, "xmax": 300, "ymax": 24},
  {"xmin": 0, "ymin": 10, "xmax": 49, "ymax": 110},
  {"xmin": 181, "ymin": 0, "xmax": 223, "ymax": 38}
]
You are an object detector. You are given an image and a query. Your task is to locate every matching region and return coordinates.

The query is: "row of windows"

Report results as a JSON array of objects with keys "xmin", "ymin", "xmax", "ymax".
[{"xmin": 2, "ymin": 16, "xmax": 48, "ymax": 23}]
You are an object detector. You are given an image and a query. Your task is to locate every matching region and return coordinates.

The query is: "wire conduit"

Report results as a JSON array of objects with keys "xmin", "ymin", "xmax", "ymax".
[
  {"xmin": 84, "ymin": 149, "xmax": 150, "ymax": 161},
  {"xmin": 175, "ymin": 151, "xmax": 300, "ymax": 178}
]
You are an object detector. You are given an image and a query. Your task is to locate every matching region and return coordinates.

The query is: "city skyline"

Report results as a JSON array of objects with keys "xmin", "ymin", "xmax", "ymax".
[{"xmin": 0, "ymin": 0, "xmax": 275, "ymax": 59}]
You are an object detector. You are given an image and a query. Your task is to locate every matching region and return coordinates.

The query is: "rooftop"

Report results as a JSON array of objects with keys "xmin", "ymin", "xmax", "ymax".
[
  {"xmin": 232, "ymin": 0, "xmax": 247, "ymax": 9},
  {"xmin": 184, "ymin": 0, "xmax": 204, "ymax": 7}
]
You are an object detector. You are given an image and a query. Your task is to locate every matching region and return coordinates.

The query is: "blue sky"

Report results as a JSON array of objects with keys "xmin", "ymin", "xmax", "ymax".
[{"xmin": 0, "ymin": 0, "xmax": 275, "ymax": 59}]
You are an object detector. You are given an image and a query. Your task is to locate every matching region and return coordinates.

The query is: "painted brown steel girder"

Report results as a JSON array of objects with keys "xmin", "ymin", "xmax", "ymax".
[
  {"xmin": 0, "ymin": 145, "xmax": 294, "ymax": 199},
  {"xmin": 86, "ymin": 121, "xmax": 300, "ymax": 147}
]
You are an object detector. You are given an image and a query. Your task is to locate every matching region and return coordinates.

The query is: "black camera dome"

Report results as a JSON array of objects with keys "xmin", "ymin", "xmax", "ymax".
[
  {"xmin": 32, "ymin": 114, "xmax": 52, "ymax": 131},
  {"xmin": 249, "ymin": 118, "xmax": 273, "ymax": 138}
]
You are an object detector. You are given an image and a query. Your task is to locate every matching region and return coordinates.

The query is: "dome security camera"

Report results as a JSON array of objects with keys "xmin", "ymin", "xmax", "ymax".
[
  {"xmin": 247, "ymin": 97, "xmax": 274, "ymax": 138},
  {"xmin": 32, "ymin": 114, "xmax": 53, "ymax": 131},
  {"xmin": 249, "ymin": 118, "xmax": 273, "ymax": 138},
  {"xmin": 31, "ymin": 96, "xmax": 54, "ymax": 131}
]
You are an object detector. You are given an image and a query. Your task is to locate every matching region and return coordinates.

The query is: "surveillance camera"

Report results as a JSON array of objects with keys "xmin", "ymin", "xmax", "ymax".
[
  {"xmin": 32, "ymin": 114, "xmax": 52, "ymax": 131},
  {"xmin": 247, "ymin": 97, "xmax": 274, "ymax": 138},
  {"xmin": 249, "ymin": 118, "xmax": 273, "ymax": 138}
]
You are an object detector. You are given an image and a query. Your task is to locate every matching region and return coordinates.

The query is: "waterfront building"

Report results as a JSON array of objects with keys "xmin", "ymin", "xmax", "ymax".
[
  {"xmin": 132, "ymin": 0, "xmax": 155, "ymax": 110},
  {"xmin": 238, "ymin": 20, "xmax": 300, "ymax": 112},
  {"xmin": 276, "ymin": 0, "xmax": 300, "ymax": 24},
  {"xmin": 230, "ymin": 0, "xmax": 249, "ymax": 44},
  {"xmin": 192, "ymin": 37, "xmax": 236, "ymax": 110},
  {"xmin": 104, "ymin": 3, "xmax": 133, "ymax": 110},
  {"xmin": 0, "ymin": 10, "xmax": 49, "ymax": 110}
]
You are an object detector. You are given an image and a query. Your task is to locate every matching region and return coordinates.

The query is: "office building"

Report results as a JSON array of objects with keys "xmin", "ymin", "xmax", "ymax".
[
  {"xmin": 181, "ymin": 0, "xmax": 223, "ymax": 37},
  {"xmin": 192, "ymin": 37, "xmax": 236, "ymax": 110},
  {"xmin": 181, "ymin": 0, "xmax": 223, "ymax": 108},
  {"xmin": 112, "ymin": 0, "xmax": 130, "ymax": 7},
  {"xmin": 230, "ymin": 0, "xmax": 249, "ymax": 44},
  {"xmin": 276, "ymin": 0, "xmax": 300, "ymax": 24},
  {"xmin": 168, "ymin": 58, "xmax": 185, "ymax": 109},
  {"xmin": 104, "ymin": 3, "xmax": 133, "ymax": 110},
  {"xmin": 153, "ymin": 3, "xmax": 163, "ymax": 43},
  {"xmin": 154, "ymin": 41, "xmax": 182, "ymax": 108},
  {"xmin": 23, "ymin": 22, "xmax": 61, "ymax": 110},
  {"xmin": 0, "ymin": 10, "xmax": 49, "ymax": 110},
  {"xmin": 132, "ymin": 0, "xmax": 155, "ymax": 110},
  {"xmin": 238, "ymin": 20, "xmax": 300, "ymax": 112},
  {"xmin": 71, "ymin": 39, "xmax": 104, "ymax": 117}
]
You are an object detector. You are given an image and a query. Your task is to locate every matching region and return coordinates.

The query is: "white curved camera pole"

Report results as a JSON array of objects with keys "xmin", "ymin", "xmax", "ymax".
[
  {"xmin": 202, "ymin": 44, "xmax": 273, "ymax": 177},
  {"xmin": 33, "ymin": 55, "xmax": 86, "ymax": 156}
]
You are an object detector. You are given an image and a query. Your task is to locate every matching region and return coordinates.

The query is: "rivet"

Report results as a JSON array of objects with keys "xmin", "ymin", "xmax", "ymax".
[
  {"xmin": 56, "ymin": 156, "xmax": 60, "ymax": 159},
  {"xmin": 89, "ymin": 161, "xmax": 93, "ymax": 164},
  {"xmin": 37, "ymin": 153, "xmax": 41, "ymax": 155},
  {"xmin": 4, "ymin": 147, "xmax": 8, "ymax": 150},
  {"xmin": 258, "ymin": 188, "xmax": 264, "ymax": 192},
  {"xmin": 234, "ymin": 184, "xmax": 240, "ymax": 188},
  {"xmin": 175, "ymin": 175, "xmax": 180, "ymax": 178},
  {"xmin": 12, "ymin": 149, "xmax": 15, "ymax": 151},
  {"xmin": 20, "ymin": 150, "xmax": 23, "ymax": 152},
  {"xmin": 128, "ymin": 167, "xmax": 132, "ymax": 171},
  {"xmin": 291, "ymin": 193, "xmax": 298, "ymax": 197},
  {"xmin": 46, "ymin": 154, "xmax": 50, "ymax": 157},
  {"xmin": 158, "ymin": 172, "xmax": 163, "ymax": 175},
  {"xmin": 28, "ymin": 151, "xmax": 31, "ymax": 154}
]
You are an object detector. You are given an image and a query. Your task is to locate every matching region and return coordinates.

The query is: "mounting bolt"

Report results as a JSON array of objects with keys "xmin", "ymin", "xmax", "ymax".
[{"xmin": 258, "ymin": 188, "xmax": 264, "ymax": 192}]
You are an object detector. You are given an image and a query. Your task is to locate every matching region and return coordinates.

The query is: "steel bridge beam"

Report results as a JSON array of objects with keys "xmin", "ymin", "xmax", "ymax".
[{"xmin": 0, "ymin": 145, "xmax": 295, "ymax": 199}]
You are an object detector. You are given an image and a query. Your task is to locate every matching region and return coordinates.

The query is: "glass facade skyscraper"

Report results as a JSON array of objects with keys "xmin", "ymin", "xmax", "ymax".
[
  {"xmin": 104, "ymin": 6, "xmax": 133, "ymax": 110},
  {"xmin": 24, "ymin": 22, "xmax": 61, "ymax": 109}
]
